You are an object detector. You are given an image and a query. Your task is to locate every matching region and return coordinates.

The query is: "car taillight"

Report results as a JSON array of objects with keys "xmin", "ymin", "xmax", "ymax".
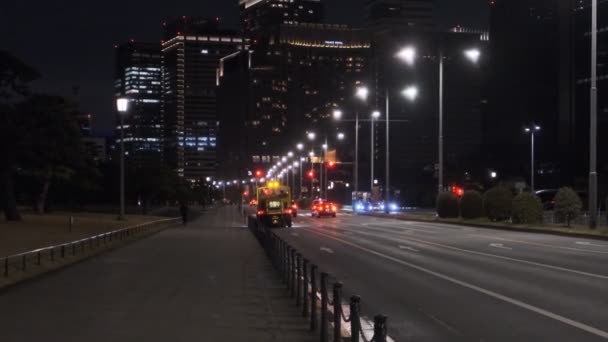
[
  {"xmin": 312, "ymin": 206, "xmax": 316, "ymax": 210},
  {"xmin": 257, "ymin": 210, "xmax": 265, "ymax": 216},
  {"xmin": 285, "ymin": 209, "xmax": 292, "ymax": 214},
  {"xmin": 332, "ymin": 206, "xmax": 337, "ymax": 211}
]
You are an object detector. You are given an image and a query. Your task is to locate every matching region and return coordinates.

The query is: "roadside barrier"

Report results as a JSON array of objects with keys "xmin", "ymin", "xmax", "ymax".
[
  {"xmin": 250, "ymin": 222, "xmax": 390, "ymax": 342},
  {"xmin": 2, "ymin": 218, "xmax": 180, "ymax": 280}
]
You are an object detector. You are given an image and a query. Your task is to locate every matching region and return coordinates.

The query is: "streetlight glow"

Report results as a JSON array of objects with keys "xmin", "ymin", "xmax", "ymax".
[
  {"xmin": 116, "ymin": 98, "xmax": 129, "ymax": 113},
  {"xmin": 287, "ymin": 151, "xmax": 294, "ymax": 158},
  {"xmin": 337, "ymin": 132, "xmax": 345, "ymax": 140},
  {"xmin": 308, "ymin": 132, "xmax": 316, "ymax": 141},
  {"xmin": 372, "ymin": 111, "xmax": 381, "ymax": 119},
  {"xmin": 464, "ymin": 48, "xmax": 481, "ymax": 64},
  {"xmin": 402, "ymin": 86, "xmax": 419, "ymax": 101},
  {"xmin": 333, "ymin": 110, "xmax": 343, "ymax": 120},
  {"xmin": 356, "ymin": 86, "xmax": 369, "ymax": 101},
  {"xmin": 296, "ymin": 143, "xmax": 304, "ymax": 151},
  {"xmin": 396, "ymin": 46, "xmax": 417, "ymax": 66}
]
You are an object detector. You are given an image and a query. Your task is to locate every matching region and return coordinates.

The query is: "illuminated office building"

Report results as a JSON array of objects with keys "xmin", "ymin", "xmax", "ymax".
[
  {"xmin": 364, "ymin": 0, "xmax": 435, "ymax": 31},
  {"xmin": 161, "ymin": 17, "xmax": 247, "ymax": 181},
  {"xmin": 240, "ymin": 0, "xmax": 323, "ymax": 38},
  {"xmin": 114, "ymin": 42, "xmax": 163, "ymax": 169}
]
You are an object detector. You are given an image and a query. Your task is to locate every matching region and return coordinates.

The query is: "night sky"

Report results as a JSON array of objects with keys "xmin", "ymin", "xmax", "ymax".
[{"xmin": 0, "ymin": 0, "xmax": 489, "ymax": 135}]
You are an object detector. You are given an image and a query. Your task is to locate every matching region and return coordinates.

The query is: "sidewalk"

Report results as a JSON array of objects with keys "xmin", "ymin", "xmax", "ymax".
[{"xmin": 0, "ymin": 206, "xmax": 316, "ymax": 342}]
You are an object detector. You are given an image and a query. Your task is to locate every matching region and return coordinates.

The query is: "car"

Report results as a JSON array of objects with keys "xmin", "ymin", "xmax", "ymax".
[{"xmin": 311, "ymin": 200, "xmax": 337, "ymax": 218}]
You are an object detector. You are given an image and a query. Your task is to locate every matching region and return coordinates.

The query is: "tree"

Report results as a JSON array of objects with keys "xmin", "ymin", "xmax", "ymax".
[
  {"xmin": 460, "ymin": 191, "xmax": 484, "ymax": 219},
  {"xmin": 0, "ymin": 50, "xmax": 40, "ymax": 221},
  {"xmin": 437, "ymin": 192, "xmax": 459, "ymax": 218},
  {"xmin": 512, "ymin": 192, "xmax": 543, "ymax": 224},
  {"xmin": 17, "ymin": 95, "xmax": 84, "ymax": 214},
  {"xmin": 483, "ymin": 186, "xmax": 513, "ymax": 221},
  {"xmin": 554, "ymin": 187, "xmax": 582, "ymax": 227}
]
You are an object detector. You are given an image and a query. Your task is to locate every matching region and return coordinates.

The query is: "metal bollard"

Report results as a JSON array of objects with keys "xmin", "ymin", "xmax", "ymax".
[
  {"xmin": 303, "ymin": 259, "xmax": 309, "ymax": 317},
  {"xmin": 287, "ymin": 246, "xmax": 292, "ymax": 288},
  {"xmin": 310, "ymin": 264, "xmax": 318, "ymax": 331},
  {"xmin": 333, "ymin": 282, "xmax": 343, "ymax": 342},
  {"xmin": 373, "ymin": 315, "xmax": 388, "ymax": 342},
  {"xmin": 350, "ymin": 296, "xmax": 361, "ymax": 342},
  {"xmin": 320, "ymin": 272, "xmax": 329, "ymax": 342},
  {"xmin": 296, "ymin": 254, "xmax": 302, "ymax": 306},
  {"xmin": 283, "ymin": 242, "xmax": 288, "ymax": 284},
  {"xmin": 291, "ymin": 248, "xmax": 296, "ymax": 298}
]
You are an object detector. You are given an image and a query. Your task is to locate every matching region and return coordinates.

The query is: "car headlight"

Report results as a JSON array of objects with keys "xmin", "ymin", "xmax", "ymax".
[{"xmin": 390, "ymin": 203, "xmax": 399, "ymax": 211}]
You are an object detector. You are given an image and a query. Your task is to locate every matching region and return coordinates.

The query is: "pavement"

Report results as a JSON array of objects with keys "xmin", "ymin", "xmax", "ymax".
[
  {"xmin": 278, "ymin": 211, "xmax": 608, "ymax": 342},
  {"xmin": 0, "ymin": 206, "xmax": 316, "ymax": 342}
]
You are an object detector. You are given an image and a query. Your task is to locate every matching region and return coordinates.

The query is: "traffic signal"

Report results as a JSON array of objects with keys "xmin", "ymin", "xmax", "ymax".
[
  {"xmin": 327, "ymin": 161, "xmax": 335, "ymax": 169},
  {"xmin": 255, "ymin": 170, "xmax": 264, "ymax": 178},
  {"xmin": 308, "ymin": 170, "xmax": 315, "ymax": 179},
  {"xmin": 452, "ymin": 186, "xmax": 464, "ymax": 197}
]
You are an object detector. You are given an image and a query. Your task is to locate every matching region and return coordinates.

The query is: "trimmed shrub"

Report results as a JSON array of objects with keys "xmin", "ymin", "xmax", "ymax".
[
  {"xmin": 437, "ymin": 192, "xmax": 459, "ymax": 218},
  {"xmin": 483, "ymin": 186, "xmax": 513, "ymax": 221},
  {"xmin": 512, "ymin": 192, "xmax": 543, "ymax": 224},
  {"xmin": 460, "ymin": 191, "xmax": 484, "ymax": 219},
  {"xmin": 554, "ymin": 187, "xmax": 582, "ymax": 227}
]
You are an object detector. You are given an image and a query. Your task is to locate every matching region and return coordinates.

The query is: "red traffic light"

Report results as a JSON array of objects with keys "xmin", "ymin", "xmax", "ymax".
[
  {"xmin": 452, "ymin": 186, "xmax": 464, "ymax": 197},
  {"xmin": 255, "ymin": 170, "xmax": 264, "ymax": 178},
  {"xmin": 308, "ymin": 170, "xmax": 315, "ymax": 179},
  {"xmin": 327, "ymin": 161, "xmax": 335, "ymax": 168}
]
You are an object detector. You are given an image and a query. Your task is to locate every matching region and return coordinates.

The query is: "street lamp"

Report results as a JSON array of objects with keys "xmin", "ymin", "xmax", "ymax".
[
  {"xmin": 333, "ymin": 110, "xmax": 343, "ymax": 120},
  {"xmin": 524, "ymin": 124, "xmax": 541, "ymax": 192},
  {"xmin": 337, "ymin": 132, "xmax": 345, "ymax": 140},
  {"xmin": 397, "ymin": 45, "xmax": 481, "ymax": 198},
  {"xmin": 116, "ymin": 98, "xmax": 129, "ymax": 220},
  {"xmin": 590, "ymin": 0, "xmax": 598, "ymax": 228},
  {"xmin": 396, "ymin": 46, "xmax": 417, "ymax": 66},
  {"xmin": 308, "ymin": 132, "xmax": 316, "ymax": 141},
  {"xmin": 370, "ymin": 110, "xmax": 381, "ymax": 192},
  {"xmin": 356, "ymin": 86, "xmax": 369, "ymax": 101},
  {"xmin": 402, "ymin": 86, "xmax": 419, "ymax": 101}
]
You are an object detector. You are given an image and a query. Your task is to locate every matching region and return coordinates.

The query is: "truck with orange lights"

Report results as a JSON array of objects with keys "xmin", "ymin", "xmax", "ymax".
[{"xmin": 256, "ymin": 182, "xmax": 293, "ymax": 228}]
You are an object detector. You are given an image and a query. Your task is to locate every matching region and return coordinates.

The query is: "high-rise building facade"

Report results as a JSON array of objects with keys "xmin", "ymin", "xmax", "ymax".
[
  {"xmin": 364, "ymin": 0, "xmax": 435, "ymax": 31},
  {"xmin": 240, "ymin": 0, "xmax": 323, "ymax": 38},
  {"xmin": 161, "ymin": 17, "xmax": 247, "ymax": 180},
  {"xmin": 114, "ymin": 42, "xmax": 163, "ymax": 169},
  {"xmin": 486, "ymin": 0, "xmax": 606, "ymax": 190}
]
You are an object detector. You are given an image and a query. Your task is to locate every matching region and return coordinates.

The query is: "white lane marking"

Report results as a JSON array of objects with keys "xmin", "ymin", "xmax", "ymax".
[
  {"xmin": 399, "ymin": 245, "xmax": 420, "ymax": 252},
  {"xmin": 306, "ymin": 228, "xmax": 608, "ymax": 340},
  {"xmin": 320, "ymin": 247, "xmax": 334, "ymax": 254},
  {"xmin": 328, "ymin": 226, "xmax": 608, "ymax": 280},
  {"xmin": 490, "ymin": 243, "xmax": 512, "ymax": 250},
  {"xmin": 576, "ymin": 241, "xmax": 608, "ymax": 249},
  {"xmin": 470, "ymin": 234, "xmax": 608, "ymax": 255},
  {"xmin": 291, "ymin": 232, "xmax": 300, "ymax": 237},
  {"xmin": 366, "ymin": 224, "xmax": 438, "ymax": 234}
]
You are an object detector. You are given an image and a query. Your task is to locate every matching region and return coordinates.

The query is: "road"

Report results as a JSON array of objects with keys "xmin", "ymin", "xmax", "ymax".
[{"xmin": 276, "ymin": 211, "xmax": 608, "ymax": 341}]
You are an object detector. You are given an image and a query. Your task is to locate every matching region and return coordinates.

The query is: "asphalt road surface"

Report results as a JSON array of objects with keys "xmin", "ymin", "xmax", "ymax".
[{"xmin": 276, "ymin": 211, "xmax": 608, "ymax": 342}]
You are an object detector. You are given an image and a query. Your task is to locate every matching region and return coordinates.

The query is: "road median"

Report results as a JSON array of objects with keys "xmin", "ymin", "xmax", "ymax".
[{"xmin": 361, "ymin": 212, "xmax": 608, "ymax": 241}]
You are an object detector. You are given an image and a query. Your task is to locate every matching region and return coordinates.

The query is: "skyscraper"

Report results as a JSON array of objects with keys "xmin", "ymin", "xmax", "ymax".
[
  {"xmin": 240, "ymin": 0, "xmax": 324, "ymax": 38},
  {"xmin": 114, "ymin": 42, "xmax": 163, "ymax": 169},
  {"xmin": 364, "ymin": 0, "xmax": 435, "ymax": 31},
  {"xmin": 161, "ymin": 17, "xmax": 247, "ymax": 181}
]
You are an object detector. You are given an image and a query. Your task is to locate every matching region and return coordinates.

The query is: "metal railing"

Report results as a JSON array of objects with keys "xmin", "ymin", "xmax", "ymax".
[
  {"xmin": 2, "ymin": 218, "xmax": 180, "ymax": 279},
  {"xmin": 250, "ymin": 222, "xmax": 390, "ymax": 342}
]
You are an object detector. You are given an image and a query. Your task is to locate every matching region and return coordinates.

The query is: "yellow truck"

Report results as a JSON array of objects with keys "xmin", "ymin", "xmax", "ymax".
[{"xmin": 256, "ymin": 181, "xmax": 293, "ymax": 228}]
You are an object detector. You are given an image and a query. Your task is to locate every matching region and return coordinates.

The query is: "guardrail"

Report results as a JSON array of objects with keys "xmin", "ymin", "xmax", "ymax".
[
  {"xmin": 249, "ymin": 219, "xmax": 390, "ymax": 342},
  {"xmin": 2, "ymin": 217, "xmax": 180, "ymax": 280}
]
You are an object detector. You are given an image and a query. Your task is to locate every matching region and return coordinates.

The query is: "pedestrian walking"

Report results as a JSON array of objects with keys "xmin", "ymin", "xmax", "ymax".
[{"xmin": 180, "ymin": 201, "xmax": 189, "ymax": 226}]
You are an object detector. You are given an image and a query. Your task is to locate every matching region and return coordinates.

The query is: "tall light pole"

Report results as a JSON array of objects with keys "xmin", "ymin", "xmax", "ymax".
[
  {"xmin": 116, "ymin": 98, "xmax": 129, "ymax": 220},
  {"xmin": 297, "ymin": 143, "xmax": 304, "ymax": 198},
  {"xmin": 355, "ymin": 86, "xmax": 368, "ymax": 201},
  {"xmin": 524, "ymin": 125, "xmax": 541, "ymax": 192},
  {"xmin": 589, "ymin": 0, "xmax": 598, "ymax": 228},
  {"xmin": 397, "ymin": 46, "xmax": 480, "ymax": 198},
  {"xmin": 371, "ymin": 110, "xmax": 381, "ymax": 192}
]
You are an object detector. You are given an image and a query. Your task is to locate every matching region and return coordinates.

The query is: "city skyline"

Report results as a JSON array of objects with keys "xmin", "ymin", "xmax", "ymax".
[{"xmin": 0, "ymin": 0, "xmax": 489, "ymax": 135}]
